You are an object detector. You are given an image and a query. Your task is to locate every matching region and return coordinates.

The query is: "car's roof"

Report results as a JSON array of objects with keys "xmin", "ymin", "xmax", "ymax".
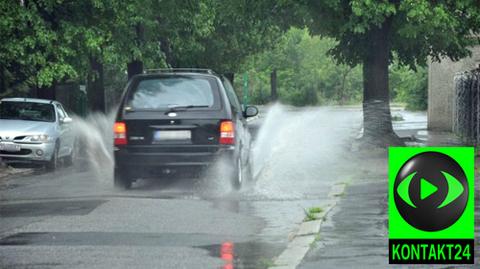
[
  {"xmin": 0, "ymin": 98, "xmax": 57, "ymax": 104},
  {"xmin": 134, "ymin": 73, "xmax": 220, "ymax": 79},
  {"xmin": 143, "ymin": 68, "xmax": 219, "ymax": 76}
]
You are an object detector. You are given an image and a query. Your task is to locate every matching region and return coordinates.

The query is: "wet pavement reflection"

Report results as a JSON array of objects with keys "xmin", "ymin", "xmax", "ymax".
[{"xmin": 201, "ymin": 241, "xmax": 284, "ymax": 269}]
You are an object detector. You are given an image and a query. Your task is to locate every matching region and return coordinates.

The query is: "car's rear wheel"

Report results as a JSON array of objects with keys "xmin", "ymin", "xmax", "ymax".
[
  {"xmin": 114, "ymin": 168, "xmax": 132, "ymax": 189},
  {"xmin": 45, "ymin": 144, "xmax": 59, "ymax": 171},
  {"xmin": 230, "ymin": 157, "xmax": 251, "ymax": 190}
]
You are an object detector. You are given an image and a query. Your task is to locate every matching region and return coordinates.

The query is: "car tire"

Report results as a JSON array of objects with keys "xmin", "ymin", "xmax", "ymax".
[
  {"xmin": 64, "ymin": 140, "xmax": 77, "ymax": 167},
  {"xmin": 114, "ymin": 168, "xmax": 132, "ymax": 189},
  {"xmin": 45, "ymin": 143, "xmax": 59, "ymax": 172},
  {"xmin": 231, "ymin": 157, "xmax": 250, "ymax": 190}
]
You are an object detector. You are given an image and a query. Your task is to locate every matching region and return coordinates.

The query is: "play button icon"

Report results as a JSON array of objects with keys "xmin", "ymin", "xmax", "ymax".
[{"xmin": 420, "ymin": 179, "xmax": 438, "ymax": 200}]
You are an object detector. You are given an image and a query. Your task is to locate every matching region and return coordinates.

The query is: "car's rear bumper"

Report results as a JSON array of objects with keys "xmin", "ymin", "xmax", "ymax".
[{"xmin": 113, "ymin": 144, "xmax": 236, "ymax": 168}]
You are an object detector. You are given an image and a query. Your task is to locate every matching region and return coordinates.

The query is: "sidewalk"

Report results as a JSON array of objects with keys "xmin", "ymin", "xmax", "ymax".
[
  {"xmin": 298, "ymin": 180, "xmax": 390, "ymax": 268},
  {"xmin": 298, "ymin": 111, "xmax": 479, "ymax": 268}
]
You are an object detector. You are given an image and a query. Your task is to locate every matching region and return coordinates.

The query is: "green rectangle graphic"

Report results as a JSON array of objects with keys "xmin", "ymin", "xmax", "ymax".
[{"xmin": 388, "ymin": 147, "xmax": 474, "ymax": 264}]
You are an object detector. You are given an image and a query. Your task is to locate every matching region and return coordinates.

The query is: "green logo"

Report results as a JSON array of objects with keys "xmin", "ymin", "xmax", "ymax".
[
  {"xmin": 397, "ymin": 171, "xmax": 464, "ymax": 209},
  {"xmin": 389, "ymin": 147, "xmax": 474, "ymax": 264}
]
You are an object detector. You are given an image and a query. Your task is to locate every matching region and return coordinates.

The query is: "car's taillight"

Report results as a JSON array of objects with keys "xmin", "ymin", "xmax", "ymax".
[
  {"xmin": 114, "ymin": 122, "xmax": 127, "ymax": 145},
  {"xmin": 219, "ymin": 120, "xmax": 235, "ymax": 145}
]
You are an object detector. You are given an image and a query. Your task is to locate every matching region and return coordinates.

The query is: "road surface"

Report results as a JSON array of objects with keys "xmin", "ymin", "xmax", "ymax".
[{"xmin": 0, "ymin": 105, "xmax": 362, "ymax": 269}]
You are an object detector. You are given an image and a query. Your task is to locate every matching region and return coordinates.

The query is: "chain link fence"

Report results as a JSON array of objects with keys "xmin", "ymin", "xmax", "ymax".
[{"xmin": 453, "ymin": 70, "xmax": 480, "ymax": 145}]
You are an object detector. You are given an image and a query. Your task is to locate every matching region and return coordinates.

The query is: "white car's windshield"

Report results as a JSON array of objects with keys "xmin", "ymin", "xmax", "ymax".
[{"xmin": 0, "ymin": 102, "xmax": 55, "ymax": 122}]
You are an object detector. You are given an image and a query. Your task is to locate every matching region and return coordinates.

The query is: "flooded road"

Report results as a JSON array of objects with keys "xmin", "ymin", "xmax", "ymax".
[{"xmin": 0, "ymin": 105, "xmax": 363, "ymax": 269}]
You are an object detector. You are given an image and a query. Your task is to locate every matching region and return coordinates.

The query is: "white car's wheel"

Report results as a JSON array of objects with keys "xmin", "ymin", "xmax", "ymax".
[
  {"xmin": 64, "ymin": 140, "xmax": 77, "ymax": 167},
  {"xmin": 46, "ymin": 144, "xmax": 59, "ymax": 171}
]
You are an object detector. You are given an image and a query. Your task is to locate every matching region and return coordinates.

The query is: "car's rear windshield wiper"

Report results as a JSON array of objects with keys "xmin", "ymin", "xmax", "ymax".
[
  {"xmin": 124, "ymin": 105, "xmax": 209, "ymax": 114},
  {"xmin": 165, "ymin": 105, "xmax": 209, "ymax": 112}
]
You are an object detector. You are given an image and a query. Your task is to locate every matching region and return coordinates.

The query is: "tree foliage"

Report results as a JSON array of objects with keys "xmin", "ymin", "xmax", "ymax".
[
  {"xmin": 302, "ymin": 0, "xmax": 480, "ymax": 67},
  {"xmin": 1, "ymin": 0, "xmax": 477, "ymax": 128},
  {"xmin": 0, "ymin": 1, "xmax": 77, "ymax": 92},
  {"xmin": 171, "ymin": 0, "xmax": 282, "ymax": 74},
  {"xmin": 390, "ymin": 64, "xmax": 427, "ymax": 111},
  {"xmin": 241, "ymin": 28, "xmax": 426, "ymax": 109},
  {"xmin": 0, "ymin": 0, "xmax": 279, "ymax": 97},
  {"xmin": 240, "ymin": 28, "xmax": 363, "ymax": 106},
  {"xmin": 272, "ymin": 0, "xmax": 480, "ymax": 145}
]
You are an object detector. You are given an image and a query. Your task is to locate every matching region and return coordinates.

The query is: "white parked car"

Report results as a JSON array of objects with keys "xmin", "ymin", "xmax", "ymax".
[{"xmin": 0, "ymin": 98, "xmax": 75, "ymax": 170}]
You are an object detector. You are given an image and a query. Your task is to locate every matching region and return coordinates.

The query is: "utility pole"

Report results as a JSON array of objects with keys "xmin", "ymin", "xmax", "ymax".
[
  {"xmin": 270, "ymin": 68, "xmax": 277, "ymax": 101},
  {"xmin": 243, "ymin": 72, "xmax": 249, "ymax": 107}
]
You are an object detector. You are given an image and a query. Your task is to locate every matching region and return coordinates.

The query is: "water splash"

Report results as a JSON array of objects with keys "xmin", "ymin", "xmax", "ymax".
[
  {"xmin": 250, "ymin": 104, "xmax": 286, "ymax": 179},
  {"xmin": 72, "ymin": 111, "xmax": 116, "ymax": 184},
  {"xmin": 249, "ymin": 103, "xmax": 361, "ymax": 200},
  {"xmin": 66, "ymin": 104, "xmax": 361, "ymax": 199}
]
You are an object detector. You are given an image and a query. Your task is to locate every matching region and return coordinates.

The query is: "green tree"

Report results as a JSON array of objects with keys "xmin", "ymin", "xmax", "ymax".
[
  {"xmin": 171, "ymin": 0, "xmax": 282, "ymax": 80},
  {"xmin": 0, "ymin": 1, "xmax": 77, "ymax": 96},
  {"xmin": 0, "ymin": 0, "xmax": 217, "ymax": 110},
  {"xmin": 240, "ymin": 28, "xmax": 364, "ymax": 106},
  {"xmin": 288, "ymin": 0, "xmax": 480, "ymax": 146},
  {"xmin": 390, "ymin": 64, "xmax": 427, "ymax": 111}
]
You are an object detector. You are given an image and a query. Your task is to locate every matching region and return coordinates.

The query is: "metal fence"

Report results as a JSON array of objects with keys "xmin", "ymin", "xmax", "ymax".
[{"xmin": 453, "ymin": 70, "xmax": 480, "ymax": 145}]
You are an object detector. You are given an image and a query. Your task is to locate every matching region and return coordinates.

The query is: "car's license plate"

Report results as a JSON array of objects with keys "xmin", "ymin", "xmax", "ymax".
[
  {"xmin": 153, "ymin": 130, "xmax": 191, "ymax": 142},
  {"xmin": 0, "ymin": 142, "xmax": 21, "ymax": 152}
]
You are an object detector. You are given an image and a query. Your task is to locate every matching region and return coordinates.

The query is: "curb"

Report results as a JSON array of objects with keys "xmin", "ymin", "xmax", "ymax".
[{"xmin": 270, "ymin": 183, "xmax": 347, "ymax": 269}]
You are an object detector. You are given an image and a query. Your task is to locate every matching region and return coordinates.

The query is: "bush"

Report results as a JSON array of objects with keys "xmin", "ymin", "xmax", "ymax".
[
  {"xmin": 281, "ymin": 87, "xmax": 318, "ymax": 106},
  {"xmin": 391, "ymin": 65, "xmax": 427, "ymax": 111}
]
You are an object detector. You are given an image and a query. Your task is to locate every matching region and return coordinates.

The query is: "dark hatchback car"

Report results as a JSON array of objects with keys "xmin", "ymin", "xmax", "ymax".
[{"xmin": 113, "ymin": 69, "xmax": 258, "ymax": 189}]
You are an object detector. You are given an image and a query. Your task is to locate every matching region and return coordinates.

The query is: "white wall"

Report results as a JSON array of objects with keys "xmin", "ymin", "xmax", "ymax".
[{"xmin": 428, "ymin": 46, "xmax": 480, "ymax": 131}]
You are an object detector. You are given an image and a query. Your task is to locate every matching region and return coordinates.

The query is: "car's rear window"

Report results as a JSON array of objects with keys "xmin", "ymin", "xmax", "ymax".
[
  {"xmin": 0, "ymin": 101, "xmax": 55, "ymax": 122},
  {"xmin": 127, "ymin": 76, "xmax": 218, "ymax": 110}
]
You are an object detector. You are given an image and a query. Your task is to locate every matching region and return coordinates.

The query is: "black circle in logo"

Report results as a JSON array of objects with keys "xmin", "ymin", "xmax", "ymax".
[{"xmin": 394, "ymin": 151, "xmax": 468, "ymax": 231}]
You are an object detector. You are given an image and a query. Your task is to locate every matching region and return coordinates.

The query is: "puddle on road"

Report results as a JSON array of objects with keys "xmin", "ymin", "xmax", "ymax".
[
  {"xmin": 0, "ymin": 183, "xmax": 20, "ymax": 191},
  {"xmin": 0, "ymin": 232, "xmax": 283, "ymax": 269},
  {"xmin": 0, "ymin": 200, "xmax": 106, "ymax": 217},
  {"xmin": 199, "ymin": 241, "xmax": 283, "ymax": 269}
]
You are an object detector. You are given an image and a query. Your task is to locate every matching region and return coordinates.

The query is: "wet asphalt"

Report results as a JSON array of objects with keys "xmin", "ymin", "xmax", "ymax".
[{"xmin": 0, "ymin": 105, "xmax": 362, "ymax": 269}]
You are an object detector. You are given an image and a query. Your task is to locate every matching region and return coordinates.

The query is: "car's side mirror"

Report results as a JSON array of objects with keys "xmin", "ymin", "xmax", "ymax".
[
  {"xmin": 60, "ymin": 117, "xmax": 73, "ymax": 124},
  {"xmin": 244, "ymin": 106, "xmax": 258, "ymax": 118}
]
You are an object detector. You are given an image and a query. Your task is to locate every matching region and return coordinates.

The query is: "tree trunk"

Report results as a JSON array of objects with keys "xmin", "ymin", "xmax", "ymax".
[
  {"xmin": 160, "ymin": 36, "xmax": 176, "ymax": 68},
  {"xmin": 270, "ymin": 69, "xmax": 278, "ymax": 101},
  {"xmin": 37, "ymin": 83, "xmax": 56, "ymax": 100},
  {"xmin": 127, "ymin": 23, "xmax": 145, "ymax": 79},
  {"xmin": 224, "ymin": 73, "xmax": 235, "ymax": 84},
  {"xmin": 361, "ymin": 20, "xmax": 403, "ymax": 146},
  {"xmin": 339, "ymin": 68, "xmax": 351, "ymax": 105},
  {"xmin": 127, "ymin": 60, "xmax": 143, "ymax": 80},
  {"xmin": 87, "ymin": 56, "xmax": 106, "ymax": 112},
  {"xmin": 0, "ymin": 66, "xmax": 6, "ymax": 95}
]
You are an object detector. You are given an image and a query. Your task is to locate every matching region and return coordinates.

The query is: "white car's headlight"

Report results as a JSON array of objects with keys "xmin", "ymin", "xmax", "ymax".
[{"xmin": 28, "ymin": 134, "xmax": 49, "ymax": 142}]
